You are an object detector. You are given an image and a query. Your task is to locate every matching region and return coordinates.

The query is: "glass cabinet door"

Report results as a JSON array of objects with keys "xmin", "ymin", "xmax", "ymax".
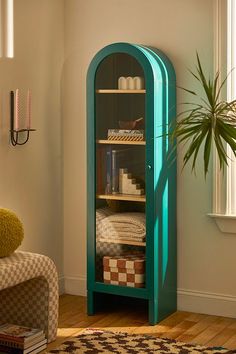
[{"xmin": 94, "ymin": 53, "xmax": 147, "ymax": 288}]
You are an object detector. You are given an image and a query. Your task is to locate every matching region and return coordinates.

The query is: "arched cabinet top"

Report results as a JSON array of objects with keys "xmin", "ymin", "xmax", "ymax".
[{"xmin": 87, "ymin": 42, "xmax": 176, "ymax": 90}]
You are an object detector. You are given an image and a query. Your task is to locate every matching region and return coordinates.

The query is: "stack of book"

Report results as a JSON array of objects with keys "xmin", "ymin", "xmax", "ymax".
[{"xmin": 0, "ymin": 324, "xmax": 47, "ymax": 354}]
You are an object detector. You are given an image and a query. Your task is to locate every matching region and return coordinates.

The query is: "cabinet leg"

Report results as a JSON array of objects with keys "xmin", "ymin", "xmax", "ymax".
[
  {"xmin": 87, "ymin": 291, "xmax": 95, "ymax": 315},
  {"xmin": 148, "ymin": 298, "xmax": 158, "ymax": 325}
]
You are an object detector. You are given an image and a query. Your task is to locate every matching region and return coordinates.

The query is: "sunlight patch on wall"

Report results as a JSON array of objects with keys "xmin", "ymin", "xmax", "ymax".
[{"xmin": 0, "ymin": 0, "xmax": 14, "ymax": 58}]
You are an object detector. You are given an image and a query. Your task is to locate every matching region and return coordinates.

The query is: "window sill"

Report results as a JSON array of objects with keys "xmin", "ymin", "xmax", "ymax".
[{"xmin": 208, "ymin": 214, "xmax": 236, "ymax": 234}]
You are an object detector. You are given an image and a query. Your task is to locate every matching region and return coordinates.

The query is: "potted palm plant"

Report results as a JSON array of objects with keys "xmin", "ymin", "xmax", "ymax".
[{"xmin": 171, "ymin": 53, "xmax": 236, "ymax": 176}]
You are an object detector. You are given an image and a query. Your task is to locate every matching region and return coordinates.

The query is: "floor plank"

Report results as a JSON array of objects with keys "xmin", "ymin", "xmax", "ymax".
[{"xmin": 46, "ymin": 294, "xmax": 236, "ymax": 351}]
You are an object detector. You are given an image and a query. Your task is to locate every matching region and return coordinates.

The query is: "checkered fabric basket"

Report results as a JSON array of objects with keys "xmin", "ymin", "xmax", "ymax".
[{"xmin": 103, "ymin": 254, "xmax": 145, "ymax": 288}]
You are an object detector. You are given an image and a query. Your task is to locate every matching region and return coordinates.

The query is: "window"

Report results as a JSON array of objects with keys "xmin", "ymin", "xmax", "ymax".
[{"xmin": 210, "ymin": 0, "xmax": 236, "ymax": 232}]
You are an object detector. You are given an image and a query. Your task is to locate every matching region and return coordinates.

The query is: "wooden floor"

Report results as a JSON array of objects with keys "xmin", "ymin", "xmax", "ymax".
[{"xmin": 47, "ymin": 294, "xmax": 236, "ymax": 351}]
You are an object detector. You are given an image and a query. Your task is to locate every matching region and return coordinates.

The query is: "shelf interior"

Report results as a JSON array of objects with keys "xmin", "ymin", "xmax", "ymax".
[
  {"xmin": 95, "ymin": 52, "xmax": 145, "ymax": 142},
  {"xmin": 95, "ymin": 52, "xmax": 146, "ymax": 286}
]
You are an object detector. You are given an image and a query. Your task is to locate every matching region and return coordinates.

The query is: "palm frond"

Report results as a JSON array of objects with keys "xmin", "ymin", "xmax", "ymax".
[{"xmin": 171, "ymin": 53, "xmax": 236, "ymax": 175}]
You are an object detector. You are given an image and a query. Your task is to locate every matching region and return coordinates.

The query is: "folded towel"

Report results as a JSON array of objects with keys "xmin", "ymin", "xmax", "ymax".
[{"xmin": 96, "ymin": 207, "xmax": 146, "ymax": 242}]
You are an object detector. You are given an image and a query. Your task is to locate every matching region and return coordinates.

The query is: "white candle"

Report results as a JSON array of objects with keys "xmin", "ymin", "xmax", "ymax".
[
  {"xmin": 134, "ymin": 76, "xmax": 144, "ymax": 90},
  {"xmin": 127, "ymin": 77, "xmax": 135, "ymax": 90},
  {"xmin": 15, "ymin": 89, "xmax": 19, "ymax": 131},
  {"xmin": 26, "ymin": 89, "xmax": 31, "ymax": 129},
  {"xmin": 118, "ymin": 77, "xmax": 127, "ymax": 90}
]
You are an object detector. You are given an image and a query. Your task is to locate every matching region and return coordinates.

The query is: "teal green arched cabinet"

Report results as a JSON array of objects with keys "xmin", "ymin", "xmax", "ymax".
[{"xmin": 87, "ymin": 42, "xmax": 176, "ymax": 325}]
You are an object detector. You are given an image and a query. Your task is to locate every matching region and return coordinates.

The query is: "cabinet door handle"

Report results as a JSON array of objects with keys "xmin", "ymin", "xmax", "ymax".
[{"xmin": 147, "ymin": 164, "xmax": 152, "ymax": 170}]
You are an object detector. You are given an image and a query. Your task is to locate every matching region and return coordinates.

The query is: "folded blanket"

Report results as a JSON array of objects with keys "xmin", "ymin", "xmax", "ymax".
[{"xmin": 96, "ymin": 207, "xmax": 146, "ymax": 242}]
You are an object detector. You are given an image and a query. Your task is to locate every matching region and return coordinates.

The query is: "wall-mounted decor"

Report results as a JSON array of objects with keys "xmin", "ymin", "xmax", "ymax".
[{"xmin": 10, "ymin": 89, "xmax": 35, "ymax": 146}]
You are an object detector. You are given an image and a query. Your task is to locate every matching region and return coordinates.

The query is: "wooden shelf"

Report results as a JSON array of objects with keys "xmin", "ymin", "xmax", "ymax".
[
  {"xmin": 96, "ymin": 89, "xmax": 146, "ymax": 94},
  {"xmin": 97, "ymin": 139, "xmax": 145, "ymax": 146},
  {"xmin": 98, "ymin": 238, "xmax": 146, "ymax": 247},
  {"xmin": 96, "ymin": 193, "xmax": 146, "ymax": 202}
]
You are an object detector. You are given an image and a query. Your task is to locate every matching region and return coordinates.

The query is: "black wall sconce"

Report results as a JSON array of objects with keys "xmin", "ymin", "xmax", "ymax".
[{"xmin": 10, "ymin": 90, "xmax": 36, "ymax": 146}]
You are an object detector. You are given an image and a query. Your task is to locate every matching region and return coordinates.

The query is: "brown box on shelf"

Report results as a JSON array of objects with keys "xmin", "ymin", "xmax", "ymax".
[
  {"xmin": 103, "ymin": 254, "xmax": 145, "ymax": 288},
  {"xmin": 107, "ymin": 129, "xmax": 144, "ymax": 141}
]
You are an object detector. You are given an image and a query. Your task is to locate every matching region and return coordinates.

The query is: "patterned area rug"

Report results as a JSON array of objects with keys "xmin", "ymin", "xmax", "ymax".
[{"xmin": 47, "ymin": 329, "xmax": 236, "ymax": 353}]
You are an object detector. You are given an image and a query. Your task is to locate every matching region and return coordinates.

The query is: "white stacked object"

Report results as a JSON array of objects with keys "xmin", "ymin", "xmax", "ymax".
[{"xmin": 119, "ymin": 168, "xmax": 144, "ymax": 195}]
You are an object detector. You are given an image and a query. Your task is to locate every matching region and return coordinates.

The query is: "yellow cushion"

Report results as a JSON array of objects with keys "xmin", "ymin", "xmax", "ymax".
[{"xmin": 0, "ymin": 208, "xmax": 24, "ymax": 257}]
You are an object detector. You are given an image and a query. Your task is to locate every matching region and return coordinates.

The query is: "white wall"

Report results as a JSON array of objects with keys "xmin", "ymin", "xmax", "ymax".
[
  {"xmin": 63, "ymin": 0, "xmax": 236, "ymax": 317},
  {"xmin": 0, "ymin": 0, "xmax": 64, "ymax": 280}
]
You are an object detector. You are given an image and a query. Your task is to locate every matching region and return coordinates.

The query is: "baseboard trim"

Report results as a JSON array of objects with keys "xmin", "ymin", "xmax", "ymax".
[
  {"xmin": 64, "ymin": 275, "xmax": 86, "ymax": 296},
  {"xmin": 178, "ymin": 288, "xmax": 236, "ymax": 318},
  {"xmin": 62, "ymin": 277, "xmax": 236, "ymax": 318},
  {"xmin": 58, "ymin": 275, "xmax": 65, "ymax": 295}
]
